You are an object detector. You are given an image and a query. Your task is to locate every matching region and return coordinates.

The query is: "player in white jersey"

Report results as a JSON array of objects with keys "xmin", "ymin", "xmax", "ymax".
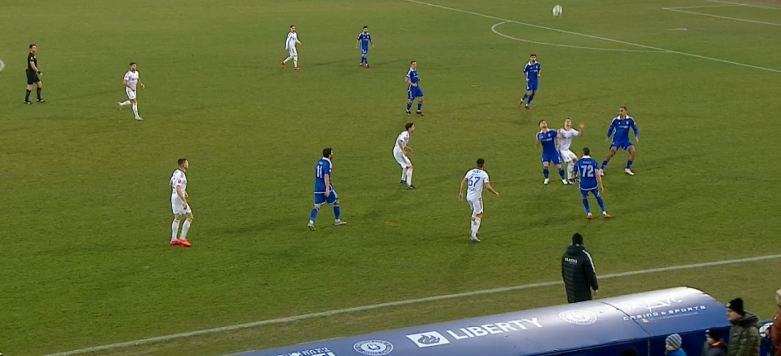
[
  {"xmin": 169, "ymin": 158, "xmax": 193, "ymax": 247},
  {"xmin": 557, "ymin": 118, "xmax": 585, "ymax": 183},
  {"xmin": 281, "ymin": 25, "xmax": 301, "ymax": 71},
  {"xmin": 393, "ymin": 122, "xmax": 416, "ymax": 189},
  {"xmin": 117, "ymin": 62, "xmax": 145, "ymax": 121},
  {"xmin": 459, "ymin": 158, "xmax": 499, "ymax": 242}
]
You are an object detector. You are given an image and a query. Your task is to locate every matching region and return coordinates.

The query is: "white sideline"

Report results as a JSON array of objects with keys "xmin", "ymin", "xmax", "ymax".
[
  {"xmin": 705, "ymin": 0, "xmax": 781, "ymax": 10},
  {"xmin": 491, "ymin": 22, "xmax": 664, "ymax": 53},
  {"xmin": 404, "ymin": 0, "xmax": 781, "ymax": 73},
  {"xmin": 663, "ymin": 7, "xmax": 781, "ymax": 26},
  {"xmin": 49, "ymin": 254, "xmax": 781, "ymax": 355}
]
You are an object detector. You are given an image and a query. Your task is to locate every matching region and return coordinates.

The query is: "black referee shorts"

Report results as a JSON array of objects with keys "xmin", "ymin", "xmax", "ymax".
[{"xmin": 26, "ymin": 70, "xmax": 41, "ymax": 85}]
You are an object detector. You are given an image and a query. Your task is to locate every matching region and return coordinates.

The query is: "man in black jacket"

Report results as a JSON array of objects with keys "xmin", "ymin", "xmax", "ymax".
[{"xmin": 561, "ymin": 233, "xmax": 599, "ymax": 303}]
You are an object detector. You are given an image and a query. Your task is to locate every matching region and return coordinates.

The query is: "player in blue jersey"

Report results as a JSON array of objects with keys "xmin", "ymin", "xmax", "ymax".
[
  {"xmin": 307, "ymin": 147, "xmax": 347, "ymax": 231},
  {"xmin": 600, "ymin": 106, "xmax": 639, "ymax": 176},
  {"xmin": 405, "ymin": 60, "xmax": 424, "ymax": 116},
  {"xmin": 356, "ymin": 26, "xmax": 373, "ymax": 68},
  {"xmin": 536, "ymin": 120, "xmax": 568, "ymax": 185},
  {"xmin": 521, "ymin": 54, "xmax": 541, "ymax": 109},
  {"xmin": 576, "ymin": 147, "xmax": 610, "ymax": 219}
]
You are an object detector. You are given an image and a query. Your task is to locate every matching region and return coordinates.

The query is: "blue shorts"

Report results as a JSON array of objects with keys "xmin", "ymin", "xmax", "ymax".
[
  {"xmin": 361, "ymin": 47, "xmax": 369, "ymax": 55},
  {"xmin": 408, "ymin": 86, "xmax": 423, "ymax": 100},
  {"xmin": 314, "ymin": 190, "xmax": 338, "ymax": 205},
  {"xmin": 610, "ymin": 142, "xmax": 634, "ymax": 151},
  {"xmin": 542, "ymin": 151, "xmax": 560, "ymax": 165},
  {"xmin": 580, "ymin": 187, "xmax": 601, "ymax": 199},
  {"xmin": 526, "ymin": 81, "xmax": 539, "ymax": 91}
]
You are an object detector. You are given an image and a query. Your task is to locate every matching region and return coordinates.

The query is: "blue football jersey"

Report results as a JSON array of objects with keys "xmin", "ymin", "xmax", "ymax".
[
  {"xmin": 406, "ymin": 68, "xmax": 420, "ymax": 86},
  {"xmin": 313, "ymin": 158, "xmax": 332, "ymax": 193},
  {"xmin": 537, "ymin": 130, "xmax": 558, "ymax": 154},
  {"xmin": 524, "ymin": 62, "xmax": 541, "ymax": 82},
  {"xmin": 576, "ymin": 156, "xmax": 600, "ymax": 190},
  {"xmin": 607, "ymin": 116, "xmax": 639, "ymax": 144},
  {"xmin": 357, "ymin": 32, "xmax": 372, "ymax": 49}
]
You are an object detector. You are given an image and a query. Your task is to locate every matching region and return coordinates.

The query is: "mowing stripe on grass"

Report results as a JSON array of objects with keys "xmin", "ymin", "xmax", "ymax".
[
  {"xmin": 404, "ymin": 0, "xmax": 781, "ymax": 73},
  {"xmin": 49, "ymin": 254, "xmax": 781, "ymax": 355}
]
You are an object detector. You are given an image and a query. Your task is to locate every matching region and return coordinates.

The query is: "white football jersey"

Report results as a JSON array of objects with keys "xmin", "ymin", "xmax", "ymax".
[
  {"xmin": 124, "ymin": 70, "xmax": 140, "ymax": 91},
  {"xmin": 285, "ymin": 32, "xmax": 299, "ymax": 50},
  {"xmin": 557, "ymin": 128, "xmax": 581, "ymax": 151},
  {"xmin": 464, "ymin": 168, "xmax": 490, "ymax": 199},
  {"xmin": 393, "ymin": 131, "xmax": 410, "ymax": 153},
  {"xmin": 170, "ymin": 169, "xmax": 187, "ymax": 196}
]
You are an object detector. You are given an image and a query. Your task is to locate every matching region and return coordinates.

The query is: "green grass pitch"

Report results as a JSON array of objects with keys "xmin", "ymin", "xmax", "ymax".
[{"xmin": 0, "ymin": 0, "xmax": 780, "ymax": 354}]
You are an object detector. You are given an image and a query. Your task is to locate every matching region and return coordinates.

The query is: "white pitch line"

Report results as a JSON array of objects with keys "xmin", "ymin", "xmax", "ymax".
[
  {"xmin": 663, "ymin": 4, "xmax": 739, "ymax": 9},
  {"xmin": 404, "ymin": 0, "xmax": 781, "ymax": 73},
  {"xmin": 664, "ymin": 7, "xmax": 781, "ymax": 26},
  {"xmin": 491, "ymin": 22, "xmax": 664, "ymax": 53},
  {"xmin": 48, "ymin": 254, "xmax": 781, "ymax": 356},
  {"xmin": 706, "ymin": 0, "xmax": 781, "ymax": 10},
  {"xmin": 0, "ymin": 59, "xmax": 5, "ymax": 73}
]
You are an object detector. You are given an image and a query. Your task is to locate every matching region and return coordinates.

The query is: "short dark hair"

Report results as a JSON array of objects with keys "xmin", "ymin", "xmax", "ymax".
[
  {"xmin": 129, "ymin": 62, "xmax": 136, "ymax": 66},
  {"xmin": 405, "ymin": 122, "xmax": 414, "ymax": 130},
  {"xmin": 582, "ymin": 147, "xmax": 591, "ymax": 155},
  {"xmin": 620, "ymin": 105, "xmax": 628, "ymax": 111},
  {"xmin": 322, "ymin": 147, "xmax": 332, "ymax": 157},
  {"xmin": 363, "ymin": 25, "xmax": 368, "ymax": 29},
  {"xmin": 29, "ymin": 44, "xmax": 36, "ymax": 49},
  {"xmin": 476, "ymin": 158, "xmax": 485, "ymax": 168},
  {"xmin": 290, "ymin": 25, "xmax": 295, "ymax": 28},
  {"xmin": 530, "ymin": 53, "xmax": 536, "ymax": 57},
  {"xmin": 410, "ymin": 60, "xmax": 416, "ymax": 65},
  {"xmin": 572, "ymin": 233, "xmax": 583, "ymax": 245},
  {"xmin": 538, "ymin": 120, "xmax": 546, "ymax": 125},
  {"xmin": 177, "ymin": 158, "xmax": 188, "ymax": 166}
]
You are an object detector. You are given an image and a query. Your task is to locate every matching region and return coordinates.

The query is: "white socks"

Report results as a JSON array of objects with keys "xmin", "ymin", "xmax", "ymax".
[
  {"xmin": 181, "ymin": 220, "xmax": 191, "ymax": 239},
  {"xmin": 405, "ymin": 167, "xmax": 413, "ymax": 186},
  {"xmin": 283, "ymin": 56, "xmax": 292, "ymax": 63},
  {"xmin": 293, "ymin": 57, "xmax": 298, "ymax": 67},
  {"xmin": 568, "ymin": 163, "xmax": 575, "ymax": 180},
  {"xmin": 171, "ymin": 220, "xmax": 180, "ymax": 241},
  {"xmin": 470, "ymin": 217, "xmax": 482, "ymax": 237},
  {"xmin": 401, "ymin": 167, "xmax": 407, "ymax": 182},
  {"xmin": 132, "ymin": 103, "xmax": 139, "ymax": 117},
  {"xmin": 119, "ymin": 100, "xmax": 131, "ymax": 107}
]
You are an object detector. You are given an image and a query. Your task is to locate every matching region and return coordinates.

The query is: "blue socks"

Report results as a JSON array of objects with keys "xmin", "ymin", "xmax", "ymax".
[
  {"xmin": 361, "ymin": 54, "xmax": 367, "ymax": 65},
  {"xmin": 626, "ymin": 160, "xmax": 633, "ymax": 169},
  {"xmin": 309, "ymin": 207, "xmax": 319, "ymax": 222},
  {"xmin": 582, "ymin": 198, "xmax": 591, "ymax": 214},
  {"xmin": 596, "ymin": 196, "xmax": 606, "ymax": 213},
  {"xmin": 417, "ymin": 102, "xmax": 423, "ymax": 112},
  {"xmin": 406, "ymin": 102, "xmax": 413, "ymax": 112},
  {"xmin": 334, "ymin": 204, "xmax": 341, "ymax": 220},
  {"xmin": 601, "ymin": 160, "xmax": 609, "ymax": 170},
  {"xmin": 543, "ymin": 167, "xmax": 550, "ymax": 178},
  {"xmin": 526, "ymin": 94, "xmax": 535, "ymax": 105},
  {"xmin": 558, "ymin": 169, "xmax": 565, "ymax": 179}
]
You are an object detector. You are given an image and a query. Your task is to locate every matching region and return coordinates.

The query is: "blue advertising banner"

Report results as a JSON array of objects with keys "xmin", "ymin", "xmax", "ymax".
[{"xmin": 240, "ymin": 287, "xmax": 730, "ymax": 356}]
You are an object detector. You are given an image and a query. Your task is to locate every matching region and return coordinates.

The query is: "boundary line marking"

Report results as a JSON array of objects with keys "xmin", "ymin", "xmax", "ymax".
[
  {"xmin": 404, "ymin": 0, "xmax": 781, "ymax": 73},
  {"xmin": 663, "ymin": 7, "xmax": 781, "ymax": 26},
  {"xmin": 706, "ymin": 0, "xmax": 781, "ymax": 10},
  {"xmin": 49, "ymin": 254, "xmax": 781, "ymax": 355},
  {"xmin": 491, "ymin": 22, "xmax": 664, "ymax": 53},
  {"xmin": 663, "ymin": 4, "xmax": 739, "ymax": 9},
  {"xmin": 0, "ymin": 59, "xmax": 5, "ymax": 73}
]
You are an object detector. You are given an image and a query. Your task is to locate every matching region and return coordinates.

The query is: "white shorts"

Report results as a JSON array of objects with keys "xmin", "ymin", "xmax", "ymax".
[
  {"xmin": 393, "ymin": 149, "xmax": 411, "ymax": 168},
  {"xmin": 288, "ymin": 48, "xmax": 298, "ymax": 58},
  {"xmin": 467, "ymin": 196, "xmax": 483, "ymax": 216},
  {"xmin": 126, "ymin": 87, "xmax": 136, "ymax": 100},
  {"xmin": 171, "ymin": 195, "xmax": 192, "ymax": 216},
  {"xmin": 559, "ymin": 149, "xmax": 577, "ymax": 163}
]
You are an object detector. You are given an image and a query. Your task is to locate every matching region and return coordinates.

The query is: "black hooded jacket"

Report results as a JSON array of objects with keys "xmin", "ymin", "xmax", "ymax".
[{"xmin": 561, "ymin": 244, "xmax": 599, "ymax": 303}]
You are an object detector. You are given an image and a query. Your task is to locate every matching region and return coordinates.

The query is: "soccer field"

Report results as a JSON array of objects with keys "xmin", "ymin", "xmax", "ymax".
[{"xmin": 1, "ymin": 0, "xmax": 780, "ymax": 355}]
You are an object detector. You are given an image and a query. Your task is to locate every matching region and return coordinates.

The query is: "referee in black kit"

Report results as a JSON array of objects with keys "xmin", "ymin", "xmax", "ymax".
[{"xmin": 24, "ymin": 43, "xmax": 45, "ymax": 104}]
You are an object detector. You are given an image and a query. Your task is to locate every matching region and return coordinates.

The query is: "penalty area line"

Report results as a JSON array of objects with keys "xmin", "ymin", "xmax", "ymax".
[
  {"xmin": 404, "ymin": 0, "xmax": 781, "ymax": 73},
  {"xmin": 0, "ymin": 59, "xmax": 5, "ymax": 73},
  {"xmin": 48, "ymin": 254, "xmax": 781, "ymax": 355}
]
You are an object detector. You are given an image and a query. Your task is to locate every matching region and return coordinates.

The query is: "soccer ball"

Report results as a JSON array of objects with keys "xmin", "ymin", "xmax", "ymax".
[{"xmin": 553, "ymin": 5, "xmax": 563, "ymax": 16}]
